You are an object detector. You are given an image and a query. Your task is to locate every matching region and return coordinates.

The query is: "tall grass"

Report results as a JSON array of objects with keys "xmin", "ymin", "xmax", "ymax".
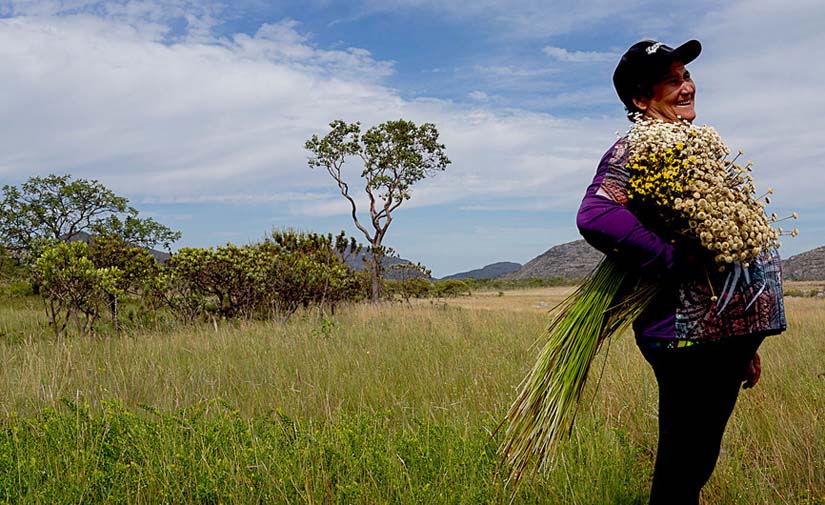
[
  {"xmin": 1, "ymin": 400, "xmax": 657, "ymax": 504},
  {"xmin": 0, "ymin": 290, "xmax": 823, "ymax": 503},
  {"xmin": 0, "ymin": 304, "xmax": 539, "ymax": 420}
]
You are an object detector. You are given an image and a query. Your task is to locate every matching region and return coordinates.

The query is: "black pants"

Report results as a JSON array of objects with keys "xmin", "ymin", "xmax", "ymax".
[{"xmin": 640, "ymin": 336, "xmax": 763, "ymax": 505}]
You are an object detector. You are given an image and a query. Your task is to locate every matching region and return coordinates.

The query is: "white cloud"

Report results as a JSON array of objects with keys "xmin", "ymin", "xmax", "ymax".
[
  {"xmin": 468, "ymin": 90, "xmax": 490, "ymax": 102},
  {"xmin": 689, "ymin": 0, "xmax": 825, "ymax": 212},
  {"xmin": 140, "ymin": 191, "xmax": 336, "ymax": 205},
  {"xmin": 0, "ymin": 9, "xmax": 620, "ymax": 221},
  {"xmin": 542, "ymin": 46, "xmax": 615, "ymax": 62},
  {"xmin": 0, "ymin": 13, "xmax": 401, "ymax": 197},
  {"xmin": 472, "ymin": 63, "xmax": 558, "ymax": 80},
  {"xmin": 0, "ymin": 0, "xmax": 223, "ymax": 39}
]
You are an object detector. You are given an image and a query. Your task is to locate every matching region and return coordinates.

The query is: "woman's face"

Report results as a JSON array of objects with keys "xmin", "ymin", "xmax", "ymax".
[{"xmin": 633, "ymin": 60, "xmax": 696, "ymax": 122}]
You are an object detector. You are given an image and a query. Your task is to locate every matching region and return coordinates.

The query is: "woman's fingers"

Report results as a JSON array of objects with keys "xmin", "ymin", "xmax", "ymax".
[{"xmin": 743, "ymin": 351, "xmax": 761, "ymax": 389}]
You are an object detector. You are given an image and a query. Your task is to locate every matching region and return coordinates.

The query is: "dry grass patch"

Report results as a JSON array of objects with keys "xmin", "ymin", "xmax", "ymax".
[{"xmin": 424, "ymin": 286, "xmax": 576, "ymax": 312}]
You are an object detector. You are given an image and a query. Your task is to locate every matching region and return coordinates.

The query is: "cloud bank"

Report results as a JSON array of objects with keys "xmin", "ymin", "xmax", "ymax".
[{"xmin": 0, "ymin": 8, "xmax": 618, "ymax": 217}]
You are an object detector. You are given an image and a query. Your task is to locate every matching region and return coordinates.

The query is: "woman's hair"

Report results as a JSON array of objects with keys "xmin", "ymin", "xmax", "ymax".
[{"xmin": 621, "ymin": 79, "xmax": 657, "ymax": 121}]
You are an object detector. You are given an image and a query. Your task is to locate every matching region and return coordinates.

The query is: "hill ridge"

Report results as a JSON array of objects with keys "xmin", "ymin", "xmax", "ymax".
[
  {"xmin": 440, "ymin": 261, "xmax": 521, "ymax": 280},
  {"xmin": 503, "ymin": 239, "xmax": 603, "ymax": 280},
  {"xmin": 782, "ymin": 246, "xmax": 825, "ymax": 281}
]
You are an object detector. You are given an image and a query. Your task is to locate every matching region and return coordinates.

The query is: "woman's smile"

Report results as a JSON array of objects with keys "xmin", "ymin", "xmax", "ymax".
[{"xmin": 635, "ymin": 61, "xmax": 697, "ymax": 122}]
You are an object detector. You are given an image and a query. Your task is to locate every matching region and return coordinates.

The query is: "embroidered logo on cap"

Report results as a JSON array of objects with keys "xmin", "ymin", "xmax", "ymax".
[{"xmin": 646, "ymin": 42, "xmax": 664, "ymax": 55}]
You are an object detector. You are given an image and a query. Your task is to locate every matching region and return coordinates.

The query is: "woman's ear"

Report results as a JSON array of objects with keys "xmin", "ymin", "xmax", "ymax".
[{"xmin": 632, "ymin": 96, "xmax": 649, "ymax": 113}]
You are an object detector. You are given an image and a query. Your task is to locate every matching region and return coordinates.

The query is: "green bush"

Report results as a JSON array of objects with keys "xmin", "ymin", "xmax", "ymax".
[
  {"xmin": 0, "ymin": 248, "xmax": 30, "ymax": 296},
  {"xmin": 157, "ymin": 231, "xmax": 365, "ymax": 322},
  {"xmin": 433, "ymin": 279, "xmax": 471, "ymax": 298},
  {"xmin": 2, "ymin": 280, "xmax": 33, "ymax": 297},
  {"xmin": 32, "ymin": 241, "xmax": 123, "ymax": 336},
  {"xmin": 385, "ymin": 277, "xmax": 433, "ymax": 301}
]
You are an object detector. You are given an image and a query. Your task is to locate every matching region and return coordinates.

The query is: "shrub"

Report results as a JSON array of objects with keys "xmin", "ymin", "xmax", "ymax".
[
  {"xmin": 32, "ymin": 241, "xmax": 122, "ymax": 336},
  {"xmin": 157, "ymin": 231, "xmax": 364, "ymax": 322},
  {"xmin": 434, "ymin": 279, "xmax": 471, "ymax": 298}
]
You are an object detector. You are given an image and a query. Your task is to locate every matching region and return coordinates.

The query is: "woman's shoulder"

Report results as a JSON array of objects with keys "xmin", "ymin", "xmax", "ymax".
[
  {"xmin": 601, "ymin": 135, "xmax": 630, "ymax": 167},
  {"xmin": 597, "ymin": 136, "xmax": 630, "ymax": 187}
]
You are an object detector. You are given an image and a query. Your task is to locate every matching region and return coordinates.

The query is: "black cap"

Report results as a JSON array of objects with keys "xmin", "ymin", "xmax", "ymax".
[{"xmin": 613, "ymin": 40, "xmax": 701, "ymax": 112}]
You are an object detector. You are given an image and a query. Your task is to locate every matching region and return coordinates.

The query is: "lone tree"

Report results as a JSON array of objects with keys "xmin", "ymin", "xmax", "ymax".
[
  {"xmin": 306, "ymin": 119, "xmax": 450, "ymax": 302},
  {"xmin": 0, "ymin": 174, "xmax": 180, "ymax": 260}
]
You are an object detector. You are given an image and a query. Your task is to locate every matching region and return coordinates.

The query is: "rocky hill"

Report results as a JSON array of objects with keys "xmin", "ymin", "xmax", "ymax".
[
  {"xmin": 782, "ymin": 246, "xmax": 825, "ymax": 281},
  {"xmin": 499, "ymin": 240, "xmax": 825, "ymax": 282},
  {"xmin": 440, "ymin": 261, "xmax": 521, "ymax": 280},
  {"xmin": 503, "ymin": 239, "xmax": 603, "ymax": 281}
]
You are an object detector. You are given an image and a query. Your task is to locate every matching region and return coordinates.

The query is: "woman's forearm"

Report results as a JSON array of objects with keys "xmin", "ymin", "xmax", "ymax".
[{"xmin": 577, "ymin": 193, "xmax": 675, "ymax": 274}]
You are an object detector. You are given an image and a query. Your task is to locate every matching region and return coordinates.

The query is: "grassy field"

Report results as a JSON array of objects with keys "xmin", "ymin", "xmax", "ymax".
[{"xmin": 0, "ymin": 286, "xmax": 823, "ymax": 503}]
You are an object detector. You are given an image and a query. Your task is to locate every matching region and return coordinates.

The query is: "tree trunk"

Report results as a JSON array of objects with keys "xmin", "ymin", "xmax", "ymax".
[
  {"xmin": 108, "ymin": 293, "xmax": 120, "ymax": 331},
  {"xmin": 370, "ymin": 246, "xmax": 383, "ymax": 303}
]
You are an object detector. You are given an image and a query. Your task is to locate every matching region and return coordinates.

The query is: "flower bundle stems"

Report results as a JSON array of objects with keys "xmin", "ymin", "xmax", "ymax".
[{"xmin": 496, "ymin": 258, "xmax": 657, "ymax": 487}]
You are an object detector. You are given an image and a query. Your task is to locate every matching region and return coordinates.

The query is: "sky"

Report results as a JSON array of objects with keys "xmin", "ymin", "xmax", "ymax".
[{"xmin": 0, "ymin": 0, "xmax": 823, "ymax": 277}]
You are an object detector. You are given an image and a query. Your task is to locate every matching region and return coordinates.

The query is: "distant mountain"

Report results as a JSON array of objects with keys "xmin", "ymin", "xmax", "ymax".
[
  {"xmin": 503, "ymin": 239, "xmax": 603, "ymax": 281},
  {"xmin": 440, "ymin": 262, "xmax": 522, "ymax": 280},
  {"xmin": 500, "ymin": 239, "xmax": 825, "ymax": 282},
  {"xmin": 782, "ymin": 246, "xmax": 825, "ymax": 281}
]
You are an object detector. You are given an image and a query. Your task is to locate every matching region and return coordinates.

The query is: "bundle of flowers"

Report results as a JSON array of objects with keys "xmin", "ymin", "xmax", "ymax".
[
  {"xmin": 626, "ymin": 118, "xmax": 795, "ymax": 266},
  {"xmin": 497, "ymin": 117, "xmax": 795, "ymax": 488}
]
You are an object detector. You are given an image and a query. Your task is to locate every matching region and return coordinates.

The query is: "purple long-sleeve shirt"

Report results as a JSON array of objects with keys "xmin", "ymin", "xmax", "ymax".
[
  {"xmin": 577, "ymin": 137, "xmax": 786, "ymax": 345},
  {"xmin": 577, "ymin": 137, "xmax": 678, "ymax": 341}
]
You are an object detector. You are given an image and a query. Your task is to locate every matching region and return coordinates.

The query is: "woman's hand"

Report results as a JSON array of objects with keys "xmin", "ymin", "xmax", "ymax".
[{"xmin": 743, "ymin": 352, "xmax": 761, "ymax": 389}]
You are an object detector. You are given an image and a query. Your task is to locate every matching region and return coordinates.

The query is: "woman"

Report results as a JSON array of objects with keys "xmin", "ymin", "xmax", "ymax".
[{"xmin": 577, "ymin": 40, "xmax": 786, "ymax": 505}]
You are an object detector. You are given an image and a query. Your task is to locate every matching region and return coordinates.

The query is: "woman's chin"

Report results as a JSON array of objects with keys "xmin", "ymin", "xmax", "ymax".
[{"xmin": 676, "ymin": 108, "xmax": 696, "ymax": 122}]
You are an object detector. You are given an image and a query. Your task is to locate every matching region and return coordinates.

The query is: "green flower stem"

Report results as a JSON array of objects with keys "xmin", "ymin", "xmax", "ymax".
[{"xmin": 497, "ymin": 258, "xmax": 657, "ymax": 488}]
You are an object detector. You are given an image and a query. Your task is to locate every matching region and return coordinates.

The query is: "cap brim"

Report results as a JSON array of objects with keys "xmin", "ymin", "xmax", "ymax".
[{"xmin": 671, "ymin": 39, "xmax": 702, "ymax": 65}]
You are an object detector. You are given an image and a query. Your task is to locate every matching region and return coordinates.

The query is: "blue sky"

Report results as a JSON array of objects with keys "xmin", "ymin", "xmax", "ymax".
[{"xmin": 1, "ymin": 0, "xmax": 823, "ymax": 276}]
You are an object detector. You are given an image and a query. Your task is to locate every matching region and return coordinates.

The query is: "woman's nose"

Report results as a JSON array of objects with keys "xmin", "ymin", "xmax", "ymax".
[{"xmin": 681, "ymin": 80, "xmax": 695, "ymax": 95}]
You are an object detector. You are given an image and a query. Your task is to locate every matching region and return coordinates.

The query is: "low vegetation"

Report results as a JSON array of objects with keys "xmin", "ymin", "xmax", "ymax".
[{"xmin": 0, "ymin": 287, "xmax": 822, "ymax": 503}]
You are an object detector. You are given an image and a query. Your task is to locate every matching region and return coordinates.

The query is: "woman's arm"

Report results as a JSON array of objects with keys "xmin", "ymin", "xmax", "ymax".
[
  {"xmin": 577, "ymin": 193, "xmax": 675, "ymax": 273},
  {"xmin": 577, "ymin": 140, "xmax": 675, "ymax": 275}
]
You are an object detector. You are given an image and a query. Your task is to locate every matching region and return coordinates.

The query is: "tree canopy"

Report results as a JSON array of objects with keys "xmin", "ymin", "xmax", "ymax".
[{"xmin": 0, "ymin": 174, "xmax": 181, "ymax": 258}]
